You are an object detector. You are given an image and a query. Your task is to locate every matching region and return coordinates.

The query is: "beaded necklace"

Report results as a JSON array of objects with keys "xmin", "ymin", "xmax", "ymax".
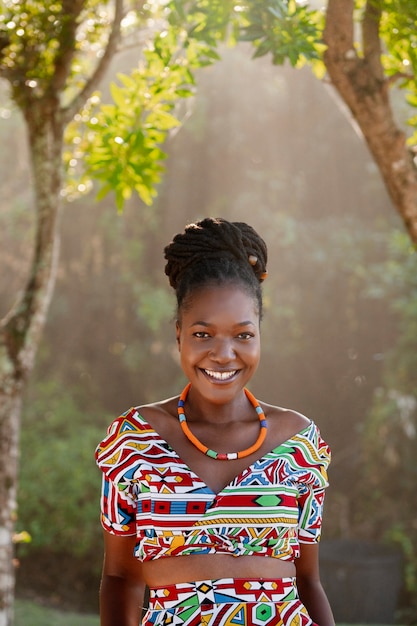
[{"xmin": 177, "ymin": 382, "xmax": 268, "ymax": 461}]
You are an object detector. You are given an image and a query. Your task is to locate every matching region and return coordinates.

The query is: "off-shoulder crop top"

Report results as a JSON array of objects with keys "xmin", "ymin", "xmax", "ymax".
[{"xmin": 95, "ymin": 408, "xmax": 330, "ymax": 563}]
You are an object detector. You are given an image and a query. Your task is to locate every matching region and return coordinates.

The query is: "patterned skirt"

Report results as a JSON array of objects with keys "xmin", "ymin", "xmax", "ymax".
[{"xmin": 142, "ymin": 577, "xmax": 317, "ymax": 625}]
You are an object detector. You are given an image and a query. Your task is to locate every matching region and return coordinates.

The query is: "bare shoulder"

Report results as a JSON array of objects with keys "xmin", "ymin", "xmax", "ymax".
[
  {"xmin": 133, "ymin": 395, "xmax": 179, "ymax": 431},
  {"xmin": 260, "ymin": 401, "xmax": 312, "ymax": 444}
]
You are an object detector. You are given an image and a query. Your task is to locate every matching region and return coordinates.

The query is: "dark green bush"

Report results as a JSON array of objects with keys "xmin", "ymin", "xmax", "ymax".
[{"xmin": 17, "ymin": 378, "xmax": 109, "ymax": 559}]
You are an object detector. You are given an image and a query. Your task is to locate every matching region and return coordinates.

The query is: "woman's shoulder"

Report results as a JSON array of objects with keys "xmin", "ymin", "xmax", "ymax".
[
  {"xmin": 133, "ymin": 395, "xmax": 179, "ymax": 430},
  {"xmin": 103, "ymin": 396, "xmax": 178, "ymax": 428},
  {"xmin": 261, "ymin": 401, "xmax": 313, "ymax": 442}
]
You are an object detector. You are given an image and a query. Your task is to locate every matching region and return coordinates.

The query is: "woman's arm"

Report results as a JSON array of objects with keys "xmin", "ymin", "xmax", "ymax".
[
  {"xmin": 296, "ymin": 543, "xmax": 335, "ymax": 626},
  {"xmin": 100, "ymin": 531, "xmax": 146, "ymax": 626}
]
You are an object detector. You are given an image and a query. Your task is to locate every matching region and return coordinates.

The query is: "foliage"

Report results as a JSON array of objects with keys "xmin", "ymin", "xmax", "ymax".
[
  {"xmin": 63, "ymin": 1, "xmax": 231, "ymax": 209},
  {"xmin": 355, "ymin": 231, "xmax": 417, "ymax": 622},
  {"xmin": 0, "ymin": 0, "xmax": 113, "ymax": 103},
  {"xmin": 15, "ymin": 600, "xmax": 99, "ymax": 626},
  {"xmin": 2, "ymin": 0, "xmax": 417, "ymax": 209},
  {"xmin": 0, "ymin": 0, "xmax": 326, "ymax": 209},
  {"xmin": 379, "ymin": 0, "xmax": 417, "ymax": 144},
  {"xmin": 65, "ymin": 30, "xmax": 196, "ymax": 209},
  {"xmin": 17, "ymin": 378, "xmax": 109, "ymax": 558},
  {"xmin": 168, "ymin": 0, "xmax": 237, "ymax": 46},
  {"xmin": 163, "ymin": 0, "xmax": 417, "ymax": 145},
  {"xmin": 238, "ymin": 0, "xmax": 325, "ymax": 70},
  {"xmin": 0, "ymin": 0, "xmax": 200, "ymax": 209}
]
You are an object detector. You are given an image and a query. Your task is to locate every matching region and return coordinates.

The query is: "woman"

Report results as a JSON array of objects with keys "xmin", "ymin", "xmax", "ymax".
[{"xmin": 96, "ymin": 217, "xmax": 334, "ymax": 626}]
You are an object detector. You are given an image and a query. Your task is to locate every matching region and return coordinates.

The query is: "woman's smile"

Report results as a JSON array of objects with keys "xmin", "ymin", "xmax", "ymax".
[
  {"xmin": 176, "ymin": 284, "xmax": 261, "ymax": 404},
  {"xmin": 202, "ymin": 369, "xmax": 239, "ymax": 381}
]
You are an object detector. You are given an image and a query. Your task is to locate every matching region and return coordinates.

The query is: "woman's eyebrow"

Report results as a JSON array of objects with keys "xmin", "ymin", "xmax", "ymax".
[{"xmin": 190, "ymin": 320, "xmax": 256, "ymax": 327}]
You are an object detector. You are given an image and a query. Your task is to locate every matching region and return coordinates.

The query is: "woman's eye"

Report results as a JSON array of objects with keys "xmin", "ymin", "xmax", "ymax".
[
  {"xmin": 237, "ymin": 332, "xmax": 254, "ymax": 340},
  {"xmin": 193, "ymin": 331, "xmax": 210, "ymax": 339}
]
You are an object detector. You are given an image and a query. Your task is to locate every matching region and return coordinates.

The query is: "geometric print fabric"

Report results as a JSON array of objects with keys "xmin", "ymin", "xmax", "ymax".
[
  {"xmin": 96, "ymin": 412, "xmax": 330, "ymax": 563},
  {"xmin": 149, "ymin": 577, "xmax": 298, "ymax": 608},
  {"xmin": 143, "ymin": 577, "xmax": 317, "ymax": 626}
]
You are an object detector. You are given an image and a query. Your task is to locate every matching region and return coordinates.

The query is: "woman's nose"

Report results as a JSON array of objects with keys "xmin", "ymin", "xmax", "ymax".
[{"xmin": 209, "ymin": 338, "xmax": 235, "ymax": 362}]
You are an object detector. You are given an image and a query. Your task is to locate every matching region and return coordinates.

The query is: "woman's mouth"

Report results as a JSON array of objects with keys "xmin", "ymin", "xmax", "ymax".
[{"xmin": 202, "ymin": 369, "xmax": 238, "ymax": 381}]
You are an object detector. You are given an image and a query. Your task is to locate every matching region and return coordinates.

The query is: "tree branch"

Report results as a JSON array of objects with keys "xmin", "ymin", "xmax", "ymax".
[
  {"xmin": 1, "ymin": 104, "xmax": 64, "ymax": 374},
  {"xmin": 323, "ymin": 0, "xmax": 363, "ymax": 106},
  {"xmin": 323, "ymin": 0, "xmax": 356, "ymax": 61},
  {"xmin": 323, "ymin": 0, "xmax": 417, "ymax": 245},
  {"xmin": 50, "ymin": 0, "xmax": 86, "ymax": 94},
  {"xmin": 386, "ymin": 71, "xmax": 414, "ymax": 85},
  {"xmin": 60, "ymin": 0, "xmax": 124, "ymax": 125},
  {"xmin": 362, "ymin": 0, "xmax": 384, "ymax": 81},
  {"xmin": 0, "ymin": 31, "xmax": 12, "ymax": 80},
  {"xmin": 0, "ymin": 31, "xmax": 10, "ymax": 55}
]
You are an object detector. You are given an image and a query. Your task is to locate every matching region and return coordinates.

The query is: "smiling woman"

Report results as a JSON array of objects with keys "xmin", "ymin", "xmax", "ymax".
[
  {"xmin": 95, "ymin": 217, "xmax": 335, "ymax": 626},
  {"xmin": 175, "ymin": 284, "xmax": 261, "ymax": 410}
]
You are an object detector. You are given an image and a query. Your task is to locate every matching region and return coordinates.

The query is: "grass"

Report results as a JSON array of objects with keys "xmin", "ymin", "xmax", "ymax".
[
  {"xmin": 15, "ymin": 599, "xmax": 399, "ymax": 626},
  {"xmin": 15, "ymin": 599, "xmax": 99, "ymax": 626}
]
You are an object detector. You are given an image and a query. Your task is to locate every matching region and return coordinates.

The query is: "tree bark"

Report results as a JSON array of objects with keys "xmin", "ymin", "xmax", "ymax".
[
  {"xmin": 0, "ymin": 4, "xmax": 124, "ymax": 621},
  {"xmin": 0, "ymin": 379, "xmax": 23, "ymax": 626},
  {"xmin": 0, "ymin": 103, "xmax": 63, "ymax": 626},
  {"xmin": 324, "ymin": 0, "xmax": 417, "ymax": 245}
]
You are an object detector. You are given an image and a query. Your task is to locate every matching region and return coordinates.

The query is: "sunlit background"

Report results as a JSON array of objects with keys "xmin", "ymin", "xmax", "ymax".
[{"xmin": 1, "ymin": 41, "xmax": 415, "ymax": 622}]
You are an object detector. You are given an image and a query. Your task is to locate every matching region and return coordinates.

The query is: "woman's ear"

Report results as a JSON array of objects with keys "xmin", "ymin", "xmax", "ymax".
[{"xmin": 175, "ymin": 320, "xmax": 181, "ymax": 349}]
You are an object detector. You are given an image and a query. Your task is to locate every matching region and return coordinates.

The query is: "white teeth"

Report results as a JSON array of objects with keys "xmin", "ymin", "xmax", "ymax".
[{"xmin": 204, "ymin": 370, "xmax": 237, "ymax": 380}]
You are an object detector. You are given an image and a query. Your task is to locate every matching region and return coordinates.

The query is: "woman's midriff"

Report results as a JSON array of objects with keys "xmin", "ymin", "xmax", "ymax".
[{"xmin": 142, "ymin": 553, "xmax": 297, "ymax": 587}]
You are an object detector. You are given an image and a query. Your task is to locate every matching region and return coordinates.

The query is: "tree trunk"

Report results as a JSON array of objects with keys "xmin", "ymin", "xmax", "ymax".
[
  {"xmin": 0, "ymin": 375, "xmax": 23, "ymax": 626},
  {"xmin": 324, "ymin": 0, "xmax": 417, "ymax": 245},
  {"xmin": 0, "ymin": 102, "xmax": 63, "ymax": 626},
  {"xmin": 0, "ymin": 5, "xmax": 123, "ymax": 622}
]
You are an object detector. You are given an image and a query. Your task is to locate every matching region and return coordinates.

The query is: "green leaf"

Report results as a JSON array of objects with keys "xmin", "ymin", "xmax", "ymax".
[
  {"xmin": 116, "ymin": 73, "xmax": 138, "ymax": 90},
  {"xmin": 147, "ymin": 109, "xmax": 176, "ymax": 130},
  {"xmin": 95, "ymin": 183, "xmax": 113, "ymax": 202},
  {"xmin": 253, "ymin": 39, "xmax": 273, "ymax": 59},
  {"xmin": 110, "ymin": 82, "xmax": 127, "ymax": 109}
]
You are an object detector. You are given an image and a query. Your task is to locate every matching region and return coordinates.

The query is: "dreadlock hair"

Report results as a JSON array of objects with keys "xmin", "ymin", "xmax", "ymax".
[{"xmin": 164, "ymin": 217, "xmax": 268, "ymax": 318}]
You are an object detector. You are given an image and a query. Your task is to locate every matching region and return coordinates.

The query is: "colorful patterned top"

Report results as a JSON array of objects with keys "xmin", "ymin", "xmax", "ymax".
[{"xmin": 95, "ymin": 408, "xmax": 330, "ymax": 563}]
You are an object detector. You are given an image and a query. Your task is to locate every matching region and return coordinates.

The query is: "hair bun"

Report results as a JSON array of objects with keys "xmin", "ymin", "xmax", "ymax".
[{"xmin": 164, "ymin": 217, "xmax": 267, "ymax": 289}]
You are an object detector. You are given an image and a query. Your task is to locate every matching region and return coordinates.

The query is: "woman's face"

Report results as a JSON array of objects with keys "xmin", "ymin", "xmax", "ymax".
[{"xmin": 176, "ymin": 284, "xmax": 261, "ymax": 405}]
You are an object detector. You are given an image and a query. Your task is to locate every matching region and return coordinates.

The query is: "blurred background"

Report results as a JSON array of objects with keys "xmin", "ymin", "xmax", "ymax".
[{"xmin": 1, "ymin": 44, "xmax": 416, "ymax": 622}]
